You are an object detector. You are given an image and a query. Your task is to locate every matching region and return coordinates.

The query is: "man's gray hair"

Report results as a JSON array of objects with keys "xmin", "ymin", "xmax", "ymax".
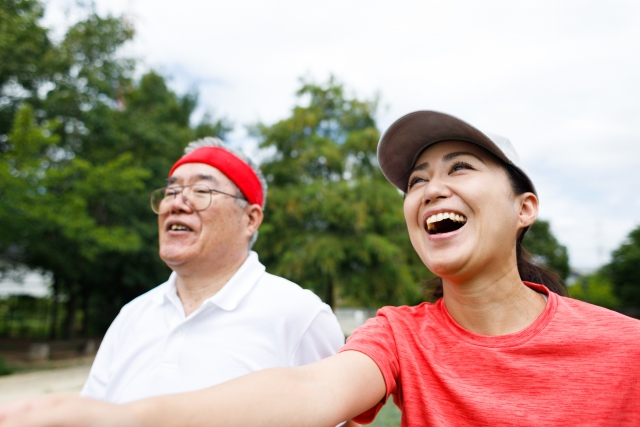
[{"xmin": 183, "ymin": 137, "xmax": 267, "ymax": 249}]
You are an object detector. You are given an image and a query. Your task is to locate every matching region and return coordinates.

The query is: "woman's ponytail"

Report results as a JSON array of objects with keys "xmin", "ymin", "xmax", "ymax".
[{"xmin": 516, "ymin": 237, "xmax": 567, "ymax": 296}]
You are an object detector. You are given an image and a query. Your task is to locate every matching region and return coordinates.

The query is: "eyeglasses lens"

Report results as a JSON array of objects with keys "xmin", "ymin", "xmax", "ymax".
[{"xmin": 150, "ymin": 185, "xmax": 212, "ymax": 214}]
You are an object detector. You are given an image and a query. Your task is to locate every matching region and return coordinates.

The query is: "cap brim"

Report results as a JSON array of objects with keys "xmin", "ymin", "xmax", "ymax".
[{"xmin": 377, "ymin": 110, "xmax": 512, "ymax": 192}]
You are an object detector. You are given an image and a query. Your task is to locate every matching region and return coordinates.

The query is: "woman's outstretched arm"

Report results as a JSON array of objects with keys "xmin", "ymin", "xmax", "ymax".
[{"xmin": 0, "ymin": 351, "xmax": 386, "ymax": 427}]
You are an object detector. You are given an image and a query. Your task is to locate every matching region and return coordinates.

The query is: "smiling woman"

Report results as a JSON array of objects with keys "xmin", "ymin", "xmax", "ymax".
[
  {"xmin": 400, "ymin": 134, "xmax": 567, "ymax": 300},
  {"xmin": 0, "ymin": 111, "xmax": 639, "ymax": 427}
]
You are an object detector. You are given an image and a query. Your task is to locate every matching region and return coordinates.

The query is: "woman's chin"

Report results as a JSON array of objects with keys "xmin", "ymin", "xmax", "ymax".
[{"xmin": 425, "ymin": 257, "xmax": 468, "ymax": 278}]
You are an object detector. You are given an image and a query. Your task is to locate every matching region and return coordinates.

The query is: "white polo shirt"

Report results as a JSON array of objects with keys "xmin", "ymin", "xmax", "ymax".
[{"xmin": 81, "ymin": 251, "xmax": 344, "ymax": 403}]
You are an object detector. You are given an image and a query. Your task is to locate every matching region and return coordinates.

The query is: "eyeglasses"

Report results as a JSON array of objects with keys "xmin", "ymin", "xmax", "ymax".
[{"xmin": 150, "ymin": 184, "xmax": 245, "ymax": 215}]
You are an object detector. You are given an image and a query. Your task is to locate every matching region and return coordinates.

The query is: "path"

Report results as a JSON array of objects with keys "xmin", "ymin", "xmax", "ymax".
[{"xmin": 0, "ymin": 360, "xmax": 92, "ymax": 404}]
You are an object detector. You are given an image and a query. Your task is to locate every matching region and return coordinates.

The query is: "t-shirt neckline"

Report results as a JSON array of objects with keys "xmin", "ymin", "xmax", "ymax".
[{"xmin": 438, "ymin": 282, "xmax": 557, "ymax": 348}]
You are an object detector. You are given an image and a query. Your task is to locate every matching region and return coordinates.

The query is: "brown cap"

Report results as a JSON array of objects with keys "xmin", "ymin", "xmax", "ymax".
[{"xmin": 377, "ymin": 110, "xmax": 536, "ymax": 194}]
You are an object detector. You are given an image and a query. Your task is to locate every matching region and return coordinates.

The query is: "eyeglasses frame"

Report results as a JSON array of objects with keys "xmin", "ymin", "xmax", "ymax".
[{"xmin": 150, "ymin": 183, "xmax": 246, "ymax": 215}]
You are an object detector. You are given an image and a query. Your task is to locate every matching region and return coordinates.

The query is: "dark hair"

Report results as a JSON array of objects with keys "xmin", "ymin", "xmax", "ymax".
[{"xmin": 423, "ymin": 162, "xmax": 568, "ymax": 301}]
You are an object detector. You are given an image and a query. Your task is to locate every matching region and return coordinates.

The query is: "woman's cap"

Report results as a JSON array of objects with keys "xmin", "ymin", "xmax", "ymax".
[{"xmin": 377, "ymin": 110, "xmax": 536, "ymax": 195}]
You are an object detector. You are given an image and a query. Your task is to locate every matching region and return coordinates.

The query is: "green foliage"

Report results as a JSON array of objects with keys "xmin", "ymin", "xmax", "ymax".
[
  {"xmin": 522, "ymin": 220, "xmax": 570, "ymax": 280},
  {"xmin": 603, "ymin": 225, "xmax": 640, "ymax": 307},
  {"xmin": 0, "ymin": 355, "xmax": 11, "ymax": 376},
  {"xmin": 0, "ymin": 1, "xmax": 230, "ymax": 338},
  {"xmin": 569, "ymin": 272, "xmax": 620, "ymax": 309},
  {"xmin": 0, "ymin": 294, "xmax": 54, "ymax": 338},
  {"xmin": 253, "ymin": 77, "xmax": 427, "ymax": 308},
  {"xmin": 0, "ymin": 0, "xmax": 51, "ymax": 91},
  {"xmin": 194, "ymin": 112, "xmax": 233, "ymax": 141}
]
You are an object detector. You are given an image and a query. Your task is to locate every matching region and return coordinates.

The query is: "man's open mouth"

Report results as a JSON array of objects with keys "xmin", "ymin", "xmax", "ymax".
[
  {"xmin": 426, "ymin": 212, "xmax": 467, "ymax": 235},
  {"xmin": 168, "ymin": 224, "xmax": 192, "ymax": 231}
]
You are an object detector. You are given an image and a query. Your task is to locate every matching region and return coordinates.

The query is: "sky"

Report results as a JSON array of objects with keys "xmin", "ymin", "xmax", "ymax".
[{"xmin": 43, "ymin": 0, "xmax": 640, "ymax": 270}]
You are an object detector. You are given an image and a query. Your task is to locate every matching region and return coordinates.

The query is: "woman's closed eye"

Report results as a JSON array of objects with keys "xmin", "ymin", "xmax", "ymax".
[
  {"xmin": 450, "ymin": 161, "xmax": 475, "ymax": 173},
  {"xmin": 407, "ymin": 175, "xmax": 428, "ymax": 189}
]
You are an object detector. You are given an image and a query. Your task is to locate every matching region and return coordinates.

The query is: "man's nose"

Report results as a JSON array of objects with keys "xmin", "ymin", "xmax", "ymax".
[{"xmin": 169, "ymin": 189, "xmax": 194, "ymax": 213}]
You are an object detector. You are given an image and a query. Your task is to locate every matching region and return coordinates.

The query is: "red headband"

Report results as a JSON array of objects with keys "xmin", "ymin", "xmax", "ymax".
[{"xmin": 169, "ymin": 146, "xmax": 264, "ymax": 207}]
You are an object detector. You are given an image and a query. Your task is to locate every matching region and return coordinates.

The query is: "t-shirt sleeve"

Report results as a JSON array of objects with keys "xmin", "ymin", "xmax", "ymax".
[
  {"xmin": 79, "ymin": 308, "xmax": 124, "ymax": 399},
  {"xmin": 338, "ymin": 310, "xmax": 400, "ymax": 424},
  {"xmin": 289, "ymin": 304, "xmax": 345, "ymax": 367}
]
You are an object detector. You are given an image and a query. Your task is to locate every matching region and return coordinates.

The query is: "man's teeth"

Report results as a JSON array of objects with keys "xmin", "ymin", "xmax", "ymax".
[
  {"xmin": 426, "ymin": 212, "xmax": 467, "ymax": 225},
  {"xmin": 170, "ymin": 224, "xmax": 188, "ymax": 231}
]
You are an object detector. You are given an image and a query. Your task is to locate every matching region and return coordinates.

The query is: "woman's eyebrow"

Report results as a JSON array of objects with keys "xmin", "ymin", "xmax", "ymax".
[
  {"xmin": 409, "ymin": 151, "xmax": 485, "ymax": 175},
  {"xmin": 410, "ymin": 162, "xmax": 429, "ymax": 174},
  {"xmin": 442, "ymin": 151, "xmax": 486, "ymax": 164}
]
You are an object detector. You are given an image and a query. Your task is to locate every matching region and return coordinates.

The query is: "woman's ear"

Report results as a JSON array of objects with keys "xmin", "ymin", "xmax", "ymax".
[{"xmin": 518, "ymin": 192, "xmax": 538, "ymax": 229}]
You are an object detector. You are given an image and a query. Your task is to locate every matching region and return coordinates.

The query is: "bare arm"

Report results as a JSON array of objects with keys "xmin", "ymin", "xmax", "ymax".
[
  {"xmin": 0, "ymin": 351, "xmax": 385, "ymax": 427},
  {"xmin": 129, "ymin": 351, "xmax": 384, "ymax": 427}
]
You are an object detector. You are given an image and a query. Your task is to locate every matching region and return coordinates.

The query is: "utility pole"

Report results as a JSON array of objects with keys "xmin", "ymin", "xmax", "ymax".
[{"xmin": 596, "ymin": 221, "xmax": 604, "ymax": 267}]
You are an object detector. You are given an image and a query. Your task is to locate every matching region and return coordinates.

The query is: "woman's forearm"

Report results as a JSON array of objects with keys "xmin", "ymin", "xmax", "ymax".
[
  {"xmin": 0, "ymin": 352, "xmax": 383, "ymax": 427},
  {"xmin": 127, "ymin": 367, "xmax": 338, "ymax": 427},
  {"xmin": 126, "ymin": 352, "xmax": 384, "ymax": 427}
]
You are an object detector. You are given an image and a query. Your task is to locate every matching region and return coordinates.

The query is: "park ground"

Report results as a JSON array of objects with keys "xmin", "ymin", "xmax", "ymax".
[
  {"xmin": 0, "ymin": 357, "xmax": 93, "ymax": 404},
  {"xmin": 0, "ymin": 357, "xmax": 401, "ymax": 426}
]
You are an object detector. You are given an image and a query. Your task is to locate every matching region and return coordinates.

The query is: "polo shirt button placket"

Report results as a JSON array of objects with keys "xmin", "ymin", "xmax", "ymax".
[{"xmin": 163, "ymin": 325, "xmax": 185, "ymax": 365}]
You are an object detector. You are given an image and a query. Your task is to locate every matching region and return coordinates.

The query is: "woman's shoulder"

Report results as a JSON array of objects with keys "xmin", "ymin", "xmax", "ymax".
[
  {"xmin": 555, "ymin": 295, "xmax": 640, "ymax": 341},
  {"xmin": 378, "ymin": 301, "xmax": 439, "ymax": 314},
  {"xmin": 345, "ymin": 302, "xmax": 443, "ymax": 352},
  {"xmin": 373, "ymin": 301, "xmax": 442, "ymax": 327},
  {"xmin": 559, "ymin": 296, "xmax": 639, "ymax": 324}
]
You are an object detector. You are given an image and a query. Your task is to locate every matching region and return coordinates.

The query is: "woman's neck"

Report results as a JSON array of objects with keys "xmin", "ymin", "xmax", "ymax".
[{"xmin": 442, "ymin": 266, "xmax": 547, "ymax": 336}]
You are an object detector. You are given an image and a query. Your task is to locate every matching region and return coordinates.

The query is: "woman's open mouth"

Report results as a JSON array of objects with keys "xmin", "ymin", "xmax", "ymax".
[{"xmin": 425, "ymin": 212, "xmax": 467, "ymax": 235}]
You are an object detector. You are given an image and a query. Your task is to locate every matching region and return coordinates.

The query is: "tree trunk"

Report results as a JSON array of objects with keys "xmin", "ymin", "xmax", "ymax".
[
  {"xmin": 80, "ymin": 286, "xmax": 90, "ymax": 338},
  {"xmin": 63, "ymin": 291, "xmax": 77, "ymax": 339},
  {"xmin": 325, "ymin": 279, "xmax": 335, "ymax": 310},
  {"xmin": 48, "ymin": 278, "xmax": 59, "ymax": 340}
]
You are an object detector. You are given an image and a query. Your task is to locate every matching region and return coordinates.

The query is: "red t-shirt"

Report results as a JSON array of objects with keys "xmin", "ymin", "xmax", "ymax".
[{"xmin": 340, "ymin": 283, "xmax": 640, "ymax": 426}]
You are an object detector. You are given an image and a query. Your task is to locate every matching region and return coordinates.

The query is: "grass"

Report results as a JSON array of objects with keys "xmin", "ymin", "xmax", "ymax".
[{"xmin": 369, "ymin": 400, "xmax": 401, "ymax": 427}]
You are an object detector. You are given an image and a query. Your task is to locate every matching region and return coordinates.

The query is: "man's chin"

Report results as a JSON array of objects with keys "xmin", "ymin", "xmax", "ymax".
[{"xmin": 159, "ymin": 251, "xmax": 192, "ymax": 269}]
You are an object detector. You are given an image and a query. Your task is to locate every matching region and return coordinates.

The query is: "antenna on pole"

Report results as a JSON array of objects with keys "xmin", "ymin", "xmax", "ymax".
[{"xmin": 596, "ymin": 221, "xmax": 604, "ymax": 266}]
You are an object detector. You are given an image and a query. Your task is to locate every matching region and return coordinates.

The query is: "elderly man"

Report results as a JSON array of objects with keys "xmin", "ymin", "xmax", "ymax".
[{"xmin": 80, "ymin": 137, "xmax": 344, "ymax": 402}]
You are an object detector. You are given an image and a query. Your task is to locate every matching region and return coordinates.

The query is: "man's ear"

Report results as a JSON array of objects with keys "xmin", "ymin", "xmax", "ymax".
[
  {"xmin": 245, "ymin": 204, "xmax": 264, "ymax": 238},
  {"xmin": 518, "ymin": 192, "xmax": 538, "ymax": 229}
]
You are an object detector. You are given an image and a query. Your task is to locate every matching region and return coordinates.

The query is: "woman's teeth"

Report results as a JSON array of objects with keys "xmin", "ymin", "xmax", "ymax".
[
  {"xmin": 426, "ymin": 212, "xmax": 467, "ymax": 234},
  {"xmin": 426, "ymin": 212, "xmax": 467, "ymax": 225},
  {"xmin": 170, "ymin": 224, "xmax": 188, "ymax": 231}
]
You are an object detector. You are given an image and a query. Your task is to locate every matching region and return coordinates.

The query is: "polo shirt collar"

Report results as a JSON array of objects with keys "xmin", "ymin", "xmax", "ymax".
[
  {"xmin": 207, "ymin": 251, "xmax": 265, "ymax": 311},
  {"xmin": 152, "ymin": 251, "xmax": 266, "ymax": 312}
]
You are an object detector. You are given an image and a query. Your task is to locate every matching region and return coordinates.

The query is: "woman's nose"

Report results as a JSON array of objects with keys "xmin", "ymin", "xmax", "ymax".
[{"xmin": 421, "ymin": 176, "xmax": 452, "ymax": 205}]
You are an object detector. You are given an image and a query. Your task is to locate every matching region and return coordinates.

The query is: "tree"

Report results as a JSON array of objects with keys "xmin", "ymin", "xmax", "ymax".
[
  {"xmin": 0, "ymin": 1, "xmax": 231, "ymax": 338},
  {"xmin": 522, "ymin": 220, "xmax": 570, "ymax": 280},
  {"xmin": 604, "ymin": 225, "xmax": 640, "ymax": 307},
  {"xmin": 568, "ymin": 271, "xmax": 620, "ymax": 310},
  {"xmin": 0, "ymin": 0, "xmax": 53, "ymax": 135},
  {"xmin": 253, "ymin": 78, "xmax": 427, "ymax": 309},
  {"xmin": 1, "ymin": 103, "xmax": 149, "ymax": 338}
]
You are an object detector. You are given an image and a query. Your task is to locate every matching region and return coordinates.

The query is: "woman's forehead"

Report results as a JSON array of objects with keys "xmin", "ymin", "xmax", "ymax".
[{"xmin": 415, "ymin": 140, "xmax": 497, "ymax": 165}]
